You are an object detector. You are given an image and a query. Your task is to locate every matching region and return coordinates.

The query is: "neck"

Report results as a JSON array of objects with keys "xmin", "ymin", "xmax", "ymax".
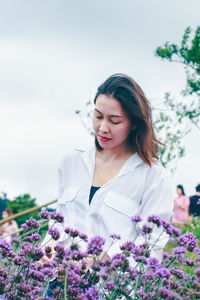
[
  {"xmin": 97, "ymin": 144, "xmax": 134, "ymax": 161},
  {"xmin": 196, "ymin": 192, "xmax": 200, "ymax": 196}
]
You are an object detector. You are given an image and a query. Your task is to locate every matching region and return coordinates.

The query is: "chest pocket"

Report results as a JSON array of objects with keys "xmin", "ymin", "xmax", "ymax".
[
  {"xmin": 59, "ymin": 186, "xmax": 78, "ymax": 203},
  {"xmin": 100, "ymin": 191, "xmax": 139, "ymax": 236},
  {"xmin": 58, "ymin": 186, "xmax": 79, "ymax": 225}
]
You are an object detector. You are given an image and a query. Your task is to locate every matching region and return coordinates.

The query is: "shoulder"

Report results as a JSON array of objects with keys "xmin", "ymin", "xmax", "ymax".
[
  {"xmin": 145, "ymin": 160, "xmax": 170, "ymax": 181},
  {"xmin": 58, "ymin": 144, "xmax": 94, "ymax": 170},
  {"xmin": 141, "ymin": 160, "xmax": 172, "ymax": 193}
]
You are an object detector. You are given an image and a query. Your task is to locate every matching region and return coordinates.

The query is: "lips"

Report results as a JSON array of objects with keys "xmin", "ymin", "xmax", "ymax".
[{"xmin": 98, "ymin": 135, "xmax": 111, "ymax": 142}]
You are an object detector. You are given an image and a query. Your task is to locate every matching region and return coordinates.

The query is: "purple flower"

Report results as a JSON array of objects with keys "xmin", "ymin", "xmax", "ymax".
[
  {"xmin": 120, "ymin": 241, "xmax": 135, "ymax": 252},
  {"xmin": 0, "ymin": 239, "xmax": 13, "ymax": 257},
  {"xmin": 110, "ymin": 233, "xmax": 121, "ymax": 240},
  {"xmin": 72, "ymin": 250, "xmax": 85, "ymax": 261},
  {"xmin": 197, "ymin": 198, "xmax": 200, "ymax": 205},
  {"xmin": 111, "ymin": 253, "xmax": 128, "ymax": 268},
  {"xmin": 29, "ymin": 286, "xmax": 42, "ymax": 297},
  {"xmin": 147, "ymin": 215, "xmax": 162, "ymax": 227},
  {"xmin": 29, "ymin": 269, "xmax": 45, "ymax": 281},
  {"xmin": 173, "ymin": 246, "xmax": 186, "ymax": 255},
  {"xmin": 0, "ymin": 267, "xmax": 8, "ymax": 280},
  {"xmin": 171, "ymin": 268, "xmax": 184, "ymax": 279},
  {"xmin": 132, "ymin": 245, "xmax": 145, "ymax": 256},
  {"xmin": 135, "ymin": 256, "xmax": 146, "ymax": 263},
  {"xmin": 87, "ymin": 236, "xmax": 105, "ymax": 255},
  {"xmin": 141, "ymin": 224, "xmax": 153, "ymax": 235},
  {"xmin": 147, "ymin": 257, "xmax": 160, "ymax": 269},
  {"xmin": 79, "ymin": 233, "xmax": 88, "ymax": 242},
  {"xmin": 195, "ymin": 267, "xmax": 200, "ymax": 278},
  {"xmin": 50, "ymin": 211, "xmax": 64, "ymax": 223},
  {"xmin": 24, "ymin": 233, "xmax": 42, "ymax": 243},
  {"xmin": 54, "ymin": 243, "xmax": 66, "ymax": 259},
  {"xmin": 162, "ymin": 220, "xmax": 174, "ymax": 235},
  {"xmin": 168, "ymin": 237, "xmax": 175, "ymax": 243},
  {"xmin": 172, "ymin": 226, "xmax": 181, "ymax": 237},
  {"xmin": 64, "ymin": 227, "xmax": 81, "ymax": 238},
  {"xmin": 162, "ymin": 251, "xmax": 170, "ymax": 261},
  {"xmin": 104, "ymin": 281, "xmax": 117, "ymax": 291},
  {"xmin": 131, "ymin": 214, "xmax": 143, "ymax": 222},
  {"xmin": 31, "ymin": 246, "xmax": 44, "ymax": 261},
  {"xmin": 12, "ymin": 238, "xmax": 20, "ymax": 244},
  {"xmin": 136, "ymin": 289, "xmax": 148, "ymax": 299},
  {"xmin": 41, "ymin": 267, "xmax": 54, "ymax": 278},
  {"xmin": 38, "ymin": 210, "xmax": 50, "ymax": 219},
  {"xmin": 155, "ymin": 268, "xmax": 171, "ymax": 279},
  {"xmin": 177, "ymin": 232, "xmax": 198, "ymax": 251},
  {"xmin": 141, "ymin": 272, "xmax": 154, "ymax": 280},
  {"xmin": 44, "ymin": 246, "xmax": 52, "ymax": 256},
  {"xmin": 84, "ymin": 286, "xmax": 100, "ymax": 300},
  {"xmin": 48, "ymin": 227, "xmax": 60, "ymax": 240},
  {"xmin": 67, "ymin": 270, "xmax": 81, "ymax": 286},
  {"xmin": 21, "ymin": 217, "xmax": 40, "ymax": 231},
  {"xmin": 159, "ymin": 287, "xmax": 173, "ymax": 298},
  {"xmin": 186, "ymin": 258, "xmax": 195, "ymax": 266}
]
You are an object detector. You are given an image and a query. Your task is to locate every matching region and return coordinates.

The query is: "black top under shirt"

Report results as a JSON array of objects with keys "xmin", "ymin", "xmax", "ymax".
[{"xmin": 89, "ymin": 186, "xmax": 100, "ymax": 205}]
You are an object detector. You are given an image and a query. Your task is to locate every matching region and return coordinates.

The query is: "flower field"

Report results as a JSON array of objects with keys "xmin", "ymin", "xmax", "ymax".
[{"xmin": 0, "ymin": 211, "xmax": 200, "ymax": 299}]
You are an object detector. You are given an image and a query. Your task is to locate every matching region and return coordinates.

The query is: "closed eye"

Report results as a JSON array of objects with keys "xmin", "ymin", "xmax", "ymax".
[{"xmin": 111, "ymin": 120, "xmax": 121, "ymax": 125}]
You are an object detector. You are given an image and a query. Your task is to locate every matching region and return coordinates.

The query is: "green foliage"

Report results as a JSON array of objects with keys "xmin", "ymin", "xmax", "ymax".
[
  {"xmin": 155, "ymin": 26, "xmax": 200, "ymax": 127},
  {"xmin": 7, "ymin": 194, "xmax": 39, "ymax": 226},
  {"xmin": 164, "ymin": 218, "xmax": 200, "ymax": 276},
  {"xmin": 153, "ymin": 26, "xmax": 200, "ymax": 171}
]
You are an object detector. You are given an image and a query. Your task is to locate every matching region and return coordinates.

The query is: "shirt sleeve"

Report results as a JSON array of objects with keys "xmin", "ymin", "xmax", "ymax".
[
  {"xmin": 41, "ymin": 159, "xmax": 69, "ymax": 247},
  {"xmin": 135, "ymin": 168, "xmax": 173, "ymax": 261}
]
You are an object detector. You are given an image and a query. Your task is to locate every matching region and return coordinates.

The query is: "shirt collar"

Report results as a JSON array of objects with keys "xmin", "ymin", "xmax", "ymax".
[{"xmin": 79, "ymin": 144, "xmax": 144, "ymax": 178}]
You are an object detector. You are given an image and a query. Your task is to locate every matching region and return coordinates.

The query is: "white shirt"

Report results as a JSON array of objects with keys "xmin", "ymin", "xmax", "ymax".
[{"xmin": 44, "ymin": 144, "xmax": 173, "ymax": 262}]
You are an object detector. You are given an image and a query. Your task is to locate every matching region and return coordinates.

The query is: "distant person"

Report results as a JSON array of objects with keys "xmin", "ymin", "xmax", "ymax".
[
  {"xmin": 0, "ymin": 208, "xmax": 19, "ymax": 242},
  {"xmin": 0, "ymin": 192, "xmax": 9, "ymax": 220},
  {"xmin": 172, "ymin": 184, "xmax": 190, "ymax": 225},
  {"xmin": 189, "ymin": 184, "xmax": 200, "ymax": 217}
]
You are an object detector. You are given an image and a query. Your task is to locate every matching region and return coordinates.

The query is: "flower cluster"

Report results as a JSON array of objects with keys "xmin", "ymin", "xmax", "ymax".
[
  {"xmin": 0, "ymin": 212, "xmax": 200, "ymax": 299},
  {"xmin": 21, "ymin": 217, "xmax": 40, "ymax": 231}
]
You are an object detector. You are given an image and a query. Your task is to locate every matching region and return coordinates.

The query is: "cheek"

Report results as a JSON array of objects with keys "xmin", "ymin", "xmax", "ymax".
[
  {"xmin": 92, "ymin": 116, "xmax": 98, "ymax": 132},
  {"xmin": 117, "ymin": 124, "xmax": 131, "ymax": 139}
]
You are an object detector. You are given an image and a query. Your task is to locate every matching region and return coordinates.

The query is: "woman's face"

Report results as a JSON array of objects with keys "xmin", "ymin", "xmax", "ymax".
[
  {"xmin": 2, "ymin": 211, "xmax": 9, "ymax": 219},
  {"xmin": 176, "ymin": 188, "xmax": 183, "ymax": 197},
  {"xmin": 92, "ymin": 94, "xmax": 132, "ymax": 151}
]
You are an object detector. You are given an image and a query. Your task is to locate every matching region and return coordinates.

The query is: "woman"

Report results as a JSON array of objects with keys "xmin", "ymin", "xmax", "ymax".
[
  {"xmin": 172, "ymin": 184, "xmax": 190, "ymax": 225},
  {"xmin": 0, "ymin": 208, "xmax": 19, "ymax": 242},
  {"xmin": 43, "ymin": 74, "xmax": 173, "ymax": 265}
]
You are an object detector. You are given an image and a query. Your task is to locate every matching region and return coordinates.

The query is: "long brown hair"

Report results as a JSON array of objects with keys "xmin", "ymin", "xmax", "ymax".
[{"xmin": 93, "ymin": 74, "xmax": 162, "ymax": 166}]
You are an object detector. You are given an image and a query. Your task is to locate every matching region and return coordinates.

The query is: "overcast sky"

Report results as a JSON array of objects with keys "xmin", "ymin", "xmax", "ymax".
[{"xmin": 0, "ymin": 0, "xmax": 199, "ymax": 206}]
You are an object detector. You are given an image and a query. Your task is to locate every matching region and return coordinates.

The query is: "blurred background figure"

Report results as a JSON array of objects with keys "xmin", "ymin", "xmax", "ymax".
[
  {"xmin": 0, "ymin": 208, "xmax": 19, "ymax": 242},
  {"xmin": 189, "ymin": 183, "xmax": 200, "ymax": 218},
  {"xmin": 172, "ymin": 184, "xmax": 190, "ymax": 225},
  {"xmin": 0, "ymin": 192, "xmax": 9, "ymax": 220}
]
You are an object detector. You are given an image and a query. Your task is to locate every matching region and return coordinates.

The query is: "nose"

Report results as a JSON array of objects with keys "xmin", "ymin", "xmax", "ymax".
[{"xmin": 99, "ymin": 119, "xmax": 109, "ymax": 133}]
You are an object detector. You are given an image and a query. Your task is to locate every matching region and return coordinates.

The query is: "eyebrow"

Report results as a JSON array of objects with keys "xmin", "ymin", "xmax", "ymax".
[{"xmin": 94, "ymin": 108, "xmax": 122, "ymax": 118}]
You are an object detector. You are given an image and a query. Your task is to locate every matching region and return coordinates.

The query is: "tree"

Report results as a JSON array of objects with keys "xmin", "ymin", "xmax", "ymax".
[
  {"xmin": 7, "ymin": 193, "xmax": 39, "ymax": 226},
  {"xmin": 153, "ymin": 26, "xmax": 200, "ymax": 171}
]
